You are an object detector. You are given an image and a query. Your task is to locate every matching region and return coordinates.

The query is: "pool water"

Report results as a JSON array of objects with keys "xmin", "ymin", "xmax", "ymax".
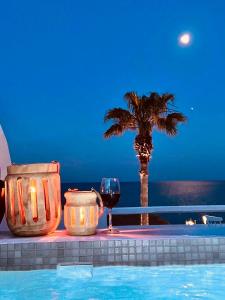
[{"xmin": 1, "ymin": 264, "xmax": 225, "ymax": 299}]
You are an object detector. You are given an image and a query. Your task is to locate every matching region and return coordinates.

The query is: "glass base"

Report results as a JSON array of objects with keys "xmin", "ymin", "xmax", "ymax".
[{"xmin": 102, "ymin": 228, "xmax": 120, "ymax": 234}]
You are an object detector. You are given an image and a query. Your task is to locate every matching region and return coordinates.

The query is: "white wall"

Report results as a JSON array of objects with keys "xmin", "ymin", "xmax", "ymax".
[{"xmin": 0, "ymin": 125, "xmax": 11, "ymax": 232}]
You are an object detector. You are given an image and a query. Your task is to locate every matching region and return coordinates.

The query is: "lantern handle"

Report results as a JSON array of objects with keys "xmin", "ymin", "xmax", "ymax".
[
  {"xmin": 91, "ymin": 188, "xmax": 104, "ymax": 218},
  {"xmin": 68, "ymin": 188, "xmax": 78, "ymax": 192}
]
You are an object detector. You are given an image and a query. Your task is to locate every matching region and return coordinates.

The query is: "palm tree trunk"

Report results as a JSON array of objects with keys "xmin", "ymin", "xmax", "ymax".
[{"xmin": 140, "ymin": 162, "xmax": 149, "ymax": 225}]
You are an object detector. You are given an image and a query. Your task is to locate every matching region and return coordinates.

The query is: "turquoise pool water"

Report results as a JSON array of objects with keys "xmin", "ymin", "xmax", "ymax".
[{"xmin": 1, "ymin": 264, "xmax": 225, "ymax": 299}]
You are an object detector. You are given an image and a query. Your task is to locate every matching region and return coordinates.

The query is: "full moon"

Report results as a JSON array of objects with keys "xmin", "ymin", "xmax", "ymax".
[{"xmin": 179, "ymin": 33, "xmax": 191, "ymax": 46}]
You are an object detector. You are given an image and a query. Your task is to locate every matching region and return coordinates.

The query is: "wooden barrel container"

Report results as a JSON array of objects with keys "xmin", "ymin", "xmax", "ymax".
[
  {"xmin": 64, "ymin": 190, "xmax": 103, "ymax": 236},
  {"xmin": 5, "ymin": 162, "xmax": 61, "ymax": 236}
]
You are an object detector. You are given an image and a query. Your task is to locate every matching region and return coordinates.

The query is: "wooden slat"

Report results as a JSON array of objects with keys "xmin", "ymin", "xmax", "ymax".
[{"xmin": 7, "ymin": 162, "xmax": 59, "ymax": 175}]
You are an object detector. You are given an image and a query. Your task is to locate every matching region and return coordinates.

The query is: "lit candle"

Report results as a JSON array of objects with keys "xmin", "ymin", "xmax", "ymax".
[
  {"xmin": 70, "ymin": 207, "xmax": 75, "ymax": 226},
  {"xmin": 90, "ymin": 206, "xmax": 95, "ymax": 225},
  {"xmin": 202, "ymin": 215, "xmax": 207, "ymax": 225},
  {"xmin": 80, "ymin": 207, "xmax": 85, "ymax": 226},
  {"xmin": 30, "ymin": 185, "xmax": 38, "ymax": 221},
  {"xmin": 1, "ymin": 187, "xmax": 4, "ymax": 198},
  {"xmin": 185, "ymin": 219, "xmax": 195, "ymax": 226}
]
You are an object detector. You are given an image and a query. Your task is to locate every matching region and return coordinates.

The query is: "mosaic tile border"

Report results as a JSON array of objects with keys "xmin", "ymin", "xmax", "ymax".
[{"xmin": 1, "ymin": 237, "xmax": 225, "ymax": 270}]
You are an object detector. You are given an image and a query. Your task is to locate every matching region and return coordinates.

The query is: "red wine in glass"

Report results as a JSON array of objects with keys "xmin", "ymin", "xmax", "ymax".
[
  {"xmin": 100, "ymin": 178, "xmax": 120, "ymax": 234},
  {"xmin": 100, "ymin": 193, "xmax": 120, "ymax": 209}
]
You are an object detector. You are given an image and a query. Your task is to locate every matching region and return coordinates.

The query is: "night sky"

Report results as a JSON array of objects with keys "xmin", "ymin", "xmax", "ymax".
[{"xmin": 0, "ymin": 0, "xmax": 225, "ymax": 182}]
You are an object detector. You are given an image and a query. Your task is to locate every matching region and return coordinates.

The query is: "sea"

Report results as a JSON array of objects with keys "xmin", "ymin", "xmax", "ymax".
[{"xmin": 61, "ymin": 181, "xmax": 225, "ymax": 225}]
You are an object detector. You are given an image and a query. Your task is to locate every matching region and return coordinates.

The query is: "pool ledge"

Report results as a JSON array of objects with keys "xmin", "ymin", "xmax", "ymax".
[{"xmin": 1, "ymin": 225, "xmax": 225, "ymax": 270}]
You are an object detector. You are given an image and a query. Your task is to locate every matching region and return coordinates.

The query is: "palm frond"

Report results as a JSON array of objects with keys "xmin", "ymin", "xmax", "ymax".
[
  {"xmin": 156, "ymin": 112, "xmax": 186, "ymax": 136},
  {"xmin": 141, "ymin": 92, "xmax": 166, "ymax": 117},
  {"xmin": 161, "ymin": 93, "xmax": 175, "ymax": 103},
  {"xmin": 166, "ymin": 112, "xmax": 187, "ymax": 123},
  {"xmin": 155, "ymin": 117, "xmax": 167, "ymax": 131},
  {"xmin": 164, "ymin": 124, "xmax": 177, "ymax": 136},
  {"xmin": 104, "ymin": 108, "xmax": 137, "ymax": 131},
  {"xmin": 124, "ymin": 92, "xmax": 139, "ymax": 111},
  {"xmin": 104, "ymin": 108, "xmax": 134, "ymax": 123},
  {"xmin": 103, "ymin": 91, "xmax": 186, "ymax": 143},
  {"xmin": 156, "ymin": 118, "xmax": 177, "ymax": 136},
  {"xmin": 104, "ymin": 124, "xmax": 124, "ymax": 139}
]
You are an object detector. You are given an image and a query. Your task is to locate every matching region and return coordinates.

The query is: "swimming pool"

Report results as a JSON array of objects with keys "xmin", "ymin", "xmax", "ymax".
[{"xmin": 1, "ymin": 264, "xmax": 225, "ymax": 299}]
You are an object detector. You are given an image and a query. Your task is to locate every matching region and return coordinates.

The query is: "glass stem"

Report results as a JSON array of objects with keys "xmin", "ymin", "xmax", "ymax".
[{"xmin": 108, "ymin": 208, "xmax": 112, "ymax": 231}]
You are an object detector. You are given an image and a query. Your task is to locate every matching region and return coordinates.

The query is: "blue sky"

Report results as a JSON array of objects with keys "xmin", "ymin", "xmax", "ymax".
[{"xmin": 0, "ymin": 0, "xmax": 225, "ymax": 182}]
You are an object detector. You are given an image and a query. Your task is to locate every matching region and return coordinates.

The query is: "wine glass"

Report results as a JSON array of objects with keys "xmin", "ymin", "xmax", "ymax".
[{"xmin": 100, "ymin": 178, "xmax": 120, "ymax": 234}]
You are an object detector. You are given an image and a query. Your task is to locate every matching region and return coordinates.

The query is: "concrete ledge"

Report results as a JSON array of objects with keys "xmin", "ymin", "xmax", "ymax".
[{"xmin": 1, "ymin": 226, "xmax": 225, "ymax": 270}]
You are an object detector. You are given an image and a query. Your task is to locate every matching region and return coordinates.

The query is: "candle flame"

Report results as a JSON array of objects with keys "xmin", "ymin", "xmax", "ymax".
[
  {"xmin": 30, "ymin": 183, "xmax": 38, "ymax": 221},
  {"xmin": 185, "ymin": 219, "xmax": 195, "ymax": 226},
  {"xmin": 30, "ymin": 186, "xmax": 36, "ymax": 193},
  {"xmin": 202, "ymin": 216, "xmax": 207, "ymax": 225},
  {"xmin": 80, "ymin": 207, "xmax": 85, "ymax": 226}
]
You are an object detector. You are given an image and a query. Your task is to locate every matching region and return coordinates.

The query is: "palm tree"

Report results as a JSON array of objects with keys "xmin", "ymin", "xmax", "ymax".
[{"xmin": 104, "ymin": 91, "xmax": 186, "ymax": 225}]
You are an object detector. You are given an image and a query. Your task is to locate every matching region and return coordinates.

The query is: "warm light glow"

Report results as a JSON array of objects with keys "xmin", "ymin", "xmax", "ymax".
[
  {"xmin": 185, "ymin": 219, "xmax": 196, "ymax": 226},
  {"xmin": 179, "ymin": 33, "xmax": 191, "ymax": 46},
  {"xmin": 30, "ymin": 185, "xmax": 38, "ymax": 221},
  {"xmin": 42, "ymin": 178, "xmax": 50, "ymax": 221},
  {"xmin": 17, "ymin": 179, "xmax": 26, "ymax": 224},
  {"xmin": 9, "ymin": 182, "xmax": 16, "ymax": 225},
  {"xmin": 1, "ymin": 188, "xmax": 4, "ymax": 198},
  {"xmin": 80, "ymin": 207, "xmax": 85, "ymax": 226},
  {"xmin": 30, "ymin": 186, "xmax": 36, "ymax": 193},
  {"xmin": 70, "ymin": 207, "xmax": 75, "ymax": 226},
  {"xmin": 202, "ymin": 215, "xmax": 207, "ymax": 224},
  {"xmin": 90, "ymin": 206, "xmax": 95, "ymax": 225}
]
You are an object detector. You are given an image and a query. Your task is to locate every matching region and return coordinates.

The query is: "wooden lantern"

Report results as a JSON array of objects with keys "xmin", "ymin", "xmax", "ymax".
[
  {"xmin": 5, "ymin": 162, "xmax": 61, "ymax": 236},
  {"xmin": 64, "ymin": 189, "xmax": 104, "ymax": 236}
]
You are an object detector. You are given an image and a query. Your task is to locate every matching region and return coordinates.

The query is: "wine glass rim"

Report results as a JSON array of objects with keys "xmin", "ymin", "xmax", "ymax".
[{"xmin": 66, "ymin": 190, "xmax": 93, "ymax": 193}]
